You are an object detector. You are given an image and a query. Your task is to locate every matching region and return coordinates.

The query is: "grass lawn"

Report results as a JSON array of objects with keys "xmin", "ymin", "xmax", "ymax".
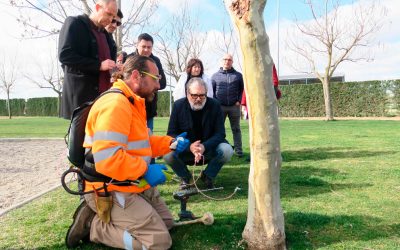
[{"xmin": 0, "ymin": 117, "xmax": 399, "ymax": 249}]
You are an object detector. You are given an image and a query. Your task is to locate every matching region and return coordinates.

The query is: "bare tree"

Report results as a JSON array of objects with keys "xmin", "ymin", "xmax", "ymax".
[
  {"xmin": 212, "ymin": 20, "xmax": 243, "ymax": 71},
  {"xmin": 9, "ymin": 0, "xmax": 159, "ymax": 51},
  {"xmin": 225, "ymin": 0, "xmax": 286, "ymax": 249},
  {"xmin": 25, "ymin": 55, "xmax": 63, "ymax": 117},
  {"xmin": 155, "ymin": 1, "xmax": 206, "ymax": 84},
  {"xmin": 286, "ymin": 0, "xmax": 386, "ymax": 120},
  {"xmin": 0, "ymin": 55, "xmax": 19, "ymax": 119}
]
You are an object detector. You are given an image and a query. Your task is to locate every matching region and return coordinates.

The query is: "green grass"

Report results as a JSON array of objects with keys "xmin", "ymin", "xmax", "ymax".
[
  {"xmin": 0, "ymin": 117, "xmax": 70, "ymax": 138},
  {"xmin": 1, "ymin": 118, "xmax": 400, "ymax": 249}
]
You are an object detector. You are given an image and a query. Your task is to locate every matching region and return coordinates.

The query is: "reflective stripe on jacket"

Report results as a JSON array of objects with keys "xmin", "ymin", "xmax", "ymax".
[{"xmin": 83, "ymin": 79, "xmax": 173, "ymax": 193}]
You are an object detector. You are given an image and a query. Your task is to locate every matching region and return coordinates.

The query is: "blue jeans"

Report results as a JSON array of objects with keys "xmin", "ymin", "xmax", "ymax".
[{"xmin": 163, "ymin": 142, "xmax": 233, "ymax": 179}]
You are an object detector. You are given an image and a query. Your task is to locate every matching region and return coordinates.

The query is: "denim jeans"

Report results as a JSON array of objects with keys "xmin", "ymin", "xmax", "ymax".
[
  {"xmin": 221, "ymin": 105, "xmax": 242, "ymax": 155},
  {"xmin": 163, "ymin": 142, "xmax": 233, "ymax": 179}
]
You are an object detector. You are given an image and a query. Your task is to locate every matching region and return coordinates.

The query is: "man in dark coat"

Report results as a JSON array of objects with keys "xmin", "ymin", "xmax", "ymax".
[
  {"xmin": 127, "ymin": 33, "xmax": 166, "ymax": 131},
  {"xmin": 58, "ymin": 0, "xmax": 118, "ymax": 119},
  {"xmin": 164, "ymin": 77, "xmax": 233, "ymax": 189}
]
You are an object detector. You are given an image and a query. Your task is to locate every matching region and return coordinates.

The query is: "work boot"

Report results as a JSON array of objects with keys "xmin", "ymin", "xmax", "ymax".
[
  {"xmin": 200, "ymin": 171, "xmax": 215, "ymax": 189},
  {"xmin": 65, "ymin": 200, "xmax": 95, "ymax": 248}
]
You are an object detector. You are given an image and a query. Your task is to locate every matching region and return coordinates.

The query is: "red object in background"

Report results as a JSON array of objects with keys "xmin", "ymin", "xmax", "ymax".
[{"xmin": 241, "ymin": 64, "xmax": 281, "ymax": 108}]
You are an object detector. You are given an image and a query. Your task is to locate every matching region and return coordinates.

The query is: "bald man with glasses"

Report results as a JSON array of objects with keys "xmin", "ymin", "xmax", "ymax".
[
  {"xmin": 211, "ymin": 54, "xmax": 244, "ymax": 158},
  {"xmin": 58, "ymin": 0, "xmax": 118, "ymax": 119}
]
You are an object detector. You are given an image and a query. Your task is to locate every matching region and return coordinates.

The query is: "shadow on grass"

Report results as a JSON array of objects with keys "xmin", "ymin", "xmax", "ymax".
[
  {"xmin": 161, "ymin": 165, "xmax": 249, "ymax": 206},
  {"xmin": 285, "ymin": 211, "xmax": 400, "ymax": 249},
  {"xmin": 170, "ymin": 211, "xmax": 248, "ymax": 250},
  {"xmin": 281, "ymin": 165, "xmax": 372, "ymax": 198},
  {"xmin": 282, "ymin": 147, "xmax": 397, "ymax": 162}
]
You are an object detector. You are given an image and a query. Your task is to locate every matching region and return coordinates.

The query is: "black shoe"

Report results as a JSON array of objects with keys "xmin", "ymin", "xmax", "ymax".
[
  {"xmin": 66, "ymin": 200, "xmax": 95, "ymax": 248},
  {"xmin": 235, "ymin": 152, "xmax": 244, "ymax": 158},
  {"xmin": 179, "ymin": 176, "xmax": 193, "ymax": 190},
  {"xmin": 200, "ymin": 171, "xmax": 215, "ymax": 189}
]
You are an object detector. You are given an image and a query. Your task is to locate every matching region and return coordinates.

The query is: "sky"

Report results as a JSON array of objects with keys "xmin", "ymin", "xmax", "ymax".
[{"xmin": 0, "ymin": 0, "xmax": 399, "ymax": 99}]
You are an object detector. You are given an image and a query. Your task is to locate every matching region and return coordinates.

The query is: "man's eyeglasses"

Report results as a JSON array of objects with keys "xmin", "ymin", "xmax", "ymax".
[
  {"xmin": 111, "ymin": 19, "xmax": 122, "ymax": 26},
  {"xmin": 189, "ymin": 93, "xmax": 207, "ymax": 99},
  {"xmin": 140, "ymin": 71, "xmax": 162, "ymax": 81}
]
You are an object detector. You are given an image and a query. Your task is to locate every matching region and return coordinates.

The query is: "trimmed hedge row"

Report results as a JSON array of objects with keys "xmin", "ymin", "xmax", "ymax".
[
  {"xmin": 0, "ymin": 97, "xmax": 58, "ymax": 117},
  {"xmin": 26, "ymin": 97, "xmax": 59, "ymax": 116},
  {"xmin": 1, "ymin": 80, "xmax": 399, "ymax": 117},
  {"xmin": 279, "ymin": 80, "xmax": 398, "ymax": 117},
  {"xmin": 0, "ymin": 99, "xmax": 25, "ymax": 116},
  {"xmin": 157, "ymin": 91, "xmax": 172, "ymax": 117}
]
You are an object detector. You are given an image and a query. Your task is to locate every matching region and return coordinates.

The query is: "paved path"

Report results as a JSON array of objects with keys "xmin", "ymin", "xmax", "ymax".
[{"xmin": 0, "ymin": 139, "xmax": 68, "ymax": 215}]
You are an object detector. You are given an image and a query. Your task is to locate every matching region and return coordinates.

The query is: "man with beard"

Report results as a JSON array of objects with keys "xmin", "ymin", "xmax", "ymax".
[
  {"xmin": 164, "ymin": 77, "xmax": 233, "ymax": 189},
  {"xmin": 65, "ymin": 55, "xmax": 189, "ymax": 249}
]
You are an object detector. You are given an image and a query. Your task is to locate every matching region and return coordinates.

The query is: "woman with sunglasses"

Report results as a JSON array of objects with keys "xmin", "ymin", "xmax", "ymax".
[{"xmin": 173, "ymin": 58, "xmax": 213, "ymax": 101}]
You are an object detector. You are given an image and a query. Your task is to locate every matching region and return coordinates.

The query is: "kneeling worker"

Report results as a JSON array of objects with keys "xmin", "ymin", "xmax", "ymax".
[
  {"xmin": 164, "ymin": 77, "xmax": 233, "ymax": 189},
  {"xmin": 65, "ymin": 55, "xmax": 189, "ymax": 249}
]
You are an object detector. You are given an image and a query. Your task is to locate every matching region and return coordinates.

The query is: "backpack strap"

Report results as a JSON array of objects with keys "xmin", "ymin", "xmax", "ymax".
[{"xmin": 81, "ymin": 88, "xmax": 133, "ymax": 184}]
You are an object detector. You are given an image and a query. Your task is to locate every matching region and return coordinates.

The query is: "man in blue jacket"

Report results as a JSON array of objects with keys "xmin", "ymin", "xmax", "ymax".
[
  {"xmin": 211, "ymin": 54, "xmax": 244, "ymax": 157},
  {"xmin": 164, "ymin": 77, "xmax": 233, "ymax": 189}
]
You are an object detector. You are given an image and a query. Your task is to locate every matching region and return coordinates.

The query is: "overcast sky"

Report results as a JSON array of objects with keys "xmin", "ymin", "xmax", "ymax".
[{"xmin": 0, "ymin": 0, "xmax": 399, "ymax": 99}]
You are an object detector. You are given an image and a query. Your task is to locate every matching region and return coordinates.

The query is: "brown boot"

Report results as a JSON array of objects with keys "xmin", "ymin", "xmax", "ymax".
[{"xmin": 65, "ymin": 200, "xmax": 95, "ymax": 248}]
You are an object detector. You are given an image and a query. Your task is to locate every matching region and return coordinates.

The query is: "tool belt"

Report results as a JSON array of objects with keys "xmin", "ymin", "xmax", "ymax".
[{"xmin": 82, "ymin": 150, "xmax": 131, "ymax": 186}]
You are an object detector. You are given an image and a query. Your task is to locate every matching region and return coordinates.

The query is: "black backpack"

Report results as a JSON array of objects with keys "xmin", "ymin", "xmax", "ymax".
[
  {"xmin": 62, "ymin": 89, "xmax": 139, "ymax": 195},
  {"xmin": 65, "ymin": 89, "xmax": 125, "ymax": 168}
]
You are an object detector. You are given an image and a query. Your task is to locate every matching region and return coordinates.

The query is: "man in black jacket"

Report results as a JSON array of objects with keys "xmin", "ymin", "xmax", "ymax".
[
  {"xmin": 127, "ymin": 33, "xmax": 166, "ymax": 131},
  {"xmin": 211, "ymin": 54, "xmax": 244, "ymax": 157},
  {"xmin": 164, "ymin": 77, "xmax": 233, "ymax": 189},
  {"xmin": 58, "ymin": 0, "xmax": 118, "ymax": 119}
]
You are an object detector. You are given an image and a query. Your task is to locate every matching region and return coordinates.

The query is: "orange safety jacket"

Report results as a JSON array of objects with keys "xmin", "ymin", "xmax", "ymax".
[{"xmin": 83, "ymin": 79, "xmax": 173, "ymax": 193}]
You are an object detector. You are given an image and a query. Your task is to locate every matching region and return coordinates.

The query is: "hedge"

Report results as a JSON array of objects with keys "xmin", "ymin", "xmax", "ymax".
[
  {"xmin": 0, "ymin": 98, "xmax": 25, "ymax": 116},
  {"xmin": 1, "ymin": 80, "xmax": 398, "ymax": 117},
  {"xmin": 279, "ymin": 80, "xmax": 396, "ymax": 117},
  {"xmin": 25, "ymin": 97, "xmax": 59, "ymax": 116},
  {"xmin": 157, "ymin": 91, "xmax": 172, "ymax": 117}
]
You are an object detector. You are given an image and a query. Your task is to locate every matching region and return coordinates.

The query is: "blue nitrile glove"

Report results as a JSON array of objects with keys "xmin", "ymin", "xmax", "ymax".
[
  {"xmin": 174, "ymin": 132, "xmax": 190, "ymax": 153},
  {"xmin": 143, "ymin": 164, "xmax": 167, "ymax": 187}
]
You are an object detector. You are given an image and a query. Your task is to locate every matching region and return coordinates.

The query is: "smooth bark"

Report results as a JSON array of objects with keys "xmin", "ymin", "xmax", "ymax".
[{"xmin": 224, "ymin": 0, "xmax": 286, "ymax": 249}]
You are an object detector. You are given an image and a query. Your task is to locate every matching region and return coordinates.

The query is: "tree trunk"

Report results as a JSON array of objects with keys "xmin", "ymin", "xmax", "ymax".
[
  {"xmin": 115, "ymin": 0, "xmax": 122, "ymax": 52},
  {"xmin": 6, "ymin": 91, "xmax": 11, "ymax": 119},
  {"xmin": 58, "ymin": 93, "xmax": 62, "ymax": 118},
  {"xmin": 322, "ymin": 78, "xmax": 334, "ymax": 120},
  {"xmin": 225, "ymin": 1, "xmax": 286, "ymax": 249}
]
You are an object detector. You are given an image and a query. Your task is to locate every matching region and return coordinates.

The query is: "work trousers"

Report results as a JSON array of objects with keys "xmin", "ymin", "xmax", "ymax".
[
  {"xmin": 85, "ymin": 187, "xmax": 173, "ymax": 250},
  {"xmin": 221, "ymin": 105, "xmax": 242, "ymax": 155}
]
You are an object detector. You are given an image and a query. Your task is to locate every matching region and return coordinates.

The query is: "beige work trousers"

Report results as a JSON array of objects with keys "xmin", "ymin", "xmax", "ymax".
[{"xmin": 85, "ymin": 187, "xmax": 174, "ymax": 250}]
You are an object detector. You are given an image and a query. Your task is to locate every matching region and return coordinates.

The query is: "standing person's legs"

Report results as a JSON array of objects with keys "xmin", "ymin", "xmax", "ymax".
[
  {"xmin": 85, "ymin": 191, "xmax": 172, "ymax": 250},
  {"xmin": 227, "ymin": 105, "xmax": 243, "ymax": 156},
  {"xmin": 221, "ymin": 105, "xmax": 229, "ymax": 122},
  {"xmin": 147, "ymin": 117, "xmax": 155, "ymax": 164}
]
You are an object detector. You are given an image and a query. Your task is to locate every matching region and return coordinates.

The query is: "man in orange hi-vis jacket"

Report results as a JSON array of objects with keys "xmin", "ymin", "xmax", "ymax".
[{"xmin": 65, "ymin": 55, "xmax": 190, "ymax": 249}]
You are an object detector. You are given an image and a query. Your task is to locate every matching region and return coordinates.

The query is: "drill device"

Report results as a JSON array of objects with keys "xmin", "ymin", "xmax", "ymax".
[{"xmin": 173, "ymin": 186, "xmax": 223, "ymax": 221}]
